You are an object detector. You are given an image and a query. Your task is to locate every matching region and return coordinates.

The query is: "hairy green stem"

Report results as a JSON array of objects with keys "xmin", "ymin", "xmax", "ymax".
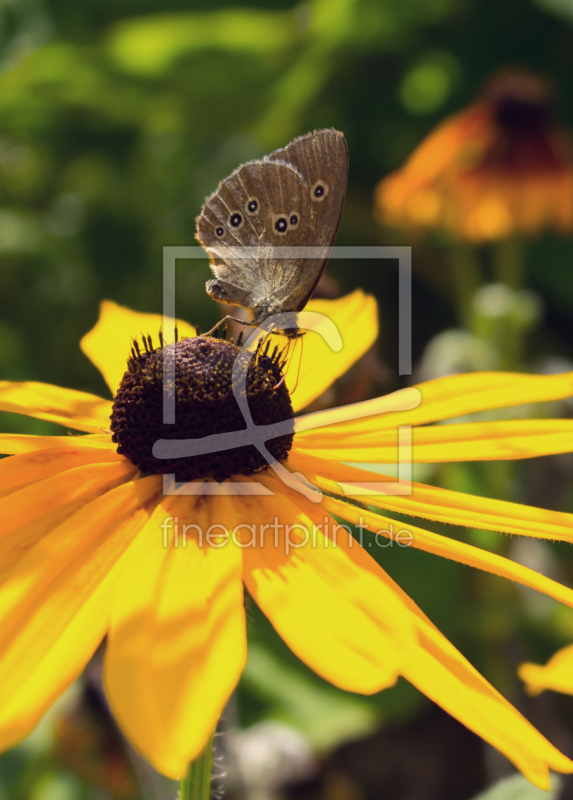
[{"xmin": 179, "ymin": 730, "xmax": 215, "ymax": 800}]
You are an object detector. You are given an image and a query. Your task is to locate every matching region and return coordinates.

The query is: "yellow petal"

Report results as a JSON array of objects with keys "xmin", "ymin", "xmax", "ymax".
[
  {"xmin": 318, "ymin": 493, "xmax": 573, "ymax": 610},
  {"xmin": 402, "ymin": 370, "xmax": 573, "ymax": 424},
  {"xmin": 397, "ymin": 590, "xmax": 573, "ymax": 788},
  {"xmin": 291, "ymin": 450, "xmax": 573, "ymax": 542},
  {"xmin": 0, "ymin": 381, "xmax": 112, "ymax": 433},
  {"xmin": 296, "ymin": 419, "xmax": 573, "ymax": 462},
  {"xmin": 104, "ymin": 493, "xmax": 246, "ymax": 778},
  {"xmin": 286, "ymin": 290, "xmax": 378, "ymax": 412},
  {"xmin": 0, "ymin": 432, "xmax": 113, "ymax": 455},
  {"xmin": 0, "ymin": 460, "xmax": 137, "ymax": 577},
  {"xmin": 0, "ymin": 444, "xmax": 126, "ymax": 498},
  {"xmin": 0, "ymin": 560, "xmax": 114, "ymax": 750},
  {"xmin": 239, "ymin": 475, "xmax": 414, "ymax": 694},
  {"xmin": 81, "ymin": 299, "xmax": 197, "ymax": 396},
  {"xmin": 280, "ymin": 479, "xmax": 573, "ymax": 785},
  {"xmin": 519, "ymin": 645, "xmax": 573, "ymax": 697},
  {"xmin": 295, "ymin": 371, "xmax": 573, "ymax": 435},
  {"xmin": 0, "ymin": 475, "xmax": 161, "ymax": 751},
  {"xmin": 293, "ymin": 385, "xmax": 421, "ymax": 439}
]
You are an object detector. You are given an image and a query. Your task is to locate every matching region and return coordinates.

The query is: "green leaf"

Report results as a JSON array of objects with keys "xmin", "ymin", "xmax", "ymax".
[
  {"xmin": 106, "ymin": 10, "xmax": 297, "ymax": 76},
  {"xmin": 241, "ymin": 643, "xmax": 379, "ymax": 751},
  {"xmin": 472, "ymin": 773, "xmax": 562, "ymax": 800}
]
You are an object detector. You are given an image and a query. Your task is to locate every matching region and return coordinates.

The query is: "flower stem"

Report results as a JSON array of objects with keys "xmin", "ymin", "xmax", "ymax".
[
  {"xmin": 449, "ymin": 242, "xmax": 482, "ymax": 325},
  {"xmin": 494, "ymin": 237, "xmax": 523, "ymax": 289},
  {"xmin": 179, "ymin": 731, "xmax": 215, "ymax": 800}
]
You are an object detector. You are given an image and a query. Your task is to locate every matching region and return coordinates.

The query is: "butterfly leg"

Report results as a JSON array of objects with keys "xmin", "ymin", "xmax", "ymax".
[
  {"xmin": 256, "ymin": 322, "xmax": 277, "ymax": 352},
  {"xmin": 203, "ymin": 316, "xmax": 251, "ymax": 339}
]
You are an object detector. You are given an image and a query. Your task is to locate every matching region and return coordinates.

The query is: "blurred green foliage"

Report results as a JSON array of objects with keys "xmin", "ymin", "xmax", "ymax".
[
  {"xmin": 474, "ymin": 771, "xmax": 561, "ymax": 800},
  {"xmin": 2, "ymin": 0, "xmax": 573, "ymax": 796}
]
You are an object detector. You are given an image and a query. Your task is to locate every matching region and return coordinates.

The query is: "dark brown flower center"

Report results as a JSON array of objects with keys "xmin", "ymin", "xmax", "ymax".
[
  {"xmin": 488, "ymin": 73, "xmax": 554, "ymax": 134},
  {"xmin": 110, "ymin": 335, "xmax": 294, "ymax": 482},
  {"xmin": 470, "ymin": 71, "xmax": 568, "ymax": 176}
]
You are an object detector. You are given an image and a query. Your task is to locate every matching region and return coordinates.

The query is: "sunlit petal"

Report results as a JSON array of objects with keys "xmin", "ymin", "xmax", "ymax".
[
  {"xmin": 0, "ymin": 475, "xmax": 161, "ymax": 751},
  {"xmin": 293, "ymin": 386, "xmax": 421, "ymax": 438},
  {"xmin": 287, "ymin": 291, "xmax": 378, "ymax": 412},
  {"xmin": 295, "ymin": 419, "xmax": 573, "ymax": 462},
  {"xmin": 0, "ymin": 461, "xmax": 137, "ymax": 577},
  {"xmin": 319, "ymin": 493, "xmax": 573, "ymax": 610},
  {"xmin": 0, "ymin": 445, "xmax": 127, "ymax": 499},
  {"xmin": 0, "ymin": 432, "xmax": 114, "ymax": 455},
  {"xmin": 80, "ymin": 299, "xmax": 197, "ymax": 396},
  {"xmin": 398, "ymin": 587, "xmax": 573, "ymax": 788},
  {"xmin": 245, "ymin": 470, "xmax": 573, "ymax": 788},
  {"xmin": 519, "ymin": 645, "xmax": 573, "ymax": 697},
  {"xmin": 105, "ymin": 493, "xmax": 246, "ymax": 778},
  {"xmin": 239, "ymin": 475, "xmax": 414, "ymax": 694},
  {"xmin": 294, "ymin": 371, "xmax": 573, "ymax": 436},
  {"xmin": 0, "ymin": 381, "xmax": 112, "ymax": 433},
  {"xmin": 291, "ymin": 450, "xmax": 573, "ymax": 542}
]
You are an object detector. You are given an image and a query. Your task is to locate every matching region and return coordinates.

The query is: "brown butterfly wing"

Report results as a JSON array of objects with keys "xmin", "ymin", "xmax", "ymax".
[
  {"xmin": 265, "ymin": 128, "xmax": 348, "ymax": 311},
  {"xmin": 195, "ymin": 128, "xmax": 348, "ymax": 323},
  {"xmin": 196, "ymin": 159, "xmax": 311, "ymax": 318}
]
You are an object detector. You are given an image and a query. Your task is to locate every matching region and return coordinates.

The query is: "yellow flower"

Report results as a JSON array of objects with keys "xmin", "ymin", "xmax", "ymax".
[
  {"xmin": 520, "ymin": 645, "xmax": 573, "ymax": 699},
  {"xmin": 375, "ymin": 69, "xmax": 573, "ymax": 241},
  {"xmin": 2, "ymin": 291, "xmax": 573, "ymax": 787}
]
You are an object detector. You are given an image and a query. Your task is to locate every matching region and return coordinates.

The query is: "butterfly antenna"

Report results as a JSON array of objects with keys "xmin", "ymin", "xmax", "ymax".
[
  {"xmin": 290, "ymin": 335, "xmax": 304, "ymax": 395},
  {"xmin": 273, "ymin": 336, "xmax": 296, "ymax": 391}
]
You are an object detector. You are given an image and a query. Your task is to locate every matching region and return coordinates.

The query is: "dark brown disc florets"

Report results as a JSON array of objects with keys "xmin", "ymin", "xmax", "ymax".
[
  {"xmin": 110, "ymin": 333, "xmax": 294, "ymax": 482},
  {"xmin": 486, "ymin": 72, "xmax": 554, "ymax": 134}
]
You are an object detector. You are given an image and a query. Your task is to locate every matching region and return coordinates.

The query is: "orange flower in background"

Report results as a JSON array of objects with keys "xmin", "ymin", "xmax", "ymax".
[
  {"xmin": 4, "ymin": 293, "xmax": 573, "ymax": 786},
  {"xmin": 375, "ymin": 69, "xmax": 573, "ymax": 241}
]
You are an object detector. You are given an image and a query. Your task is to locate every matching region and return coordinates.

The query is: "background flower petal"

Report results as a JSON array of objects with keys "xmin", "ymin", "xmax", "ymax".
[
  {"xmin": 104, "ymin": 493, "xmax": 246, "ymax": 778},
  {"xmin": 0, "ymin": 381, "xmax": 112, "ymax": 432},
  {"xmin": 80, "ymin": 299, "xmax": 197, "ymax": 396},
  {"xmin": 519, "ymin": 645, "xmax": 573, "ymax": 697}
]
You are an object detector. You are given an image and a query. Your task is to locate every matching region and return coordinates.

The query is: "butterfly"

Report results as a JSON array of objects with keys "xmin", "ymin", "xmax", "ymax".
[{"xmin": 195, "ymin": 128, "xmax": 348, "ymax": 335}]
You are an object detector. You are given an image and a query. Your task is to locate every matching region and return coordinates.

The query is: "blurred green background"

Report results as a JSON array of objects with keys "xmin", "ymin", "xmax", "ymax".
[{"xmin": 2, "ymin": 0, "xmax": 573, "ymax": 798}]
